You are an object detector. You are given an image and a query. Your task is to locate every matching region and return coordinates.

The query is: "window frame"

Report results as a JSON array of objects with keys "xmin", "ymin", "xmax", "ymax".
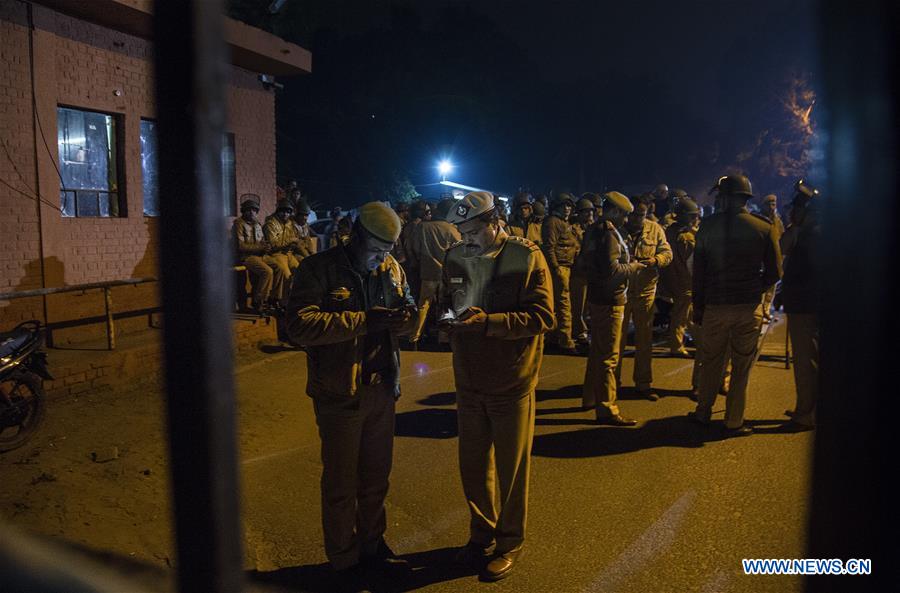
[{"xmin": 57, "ymin": 104, "xmax": 127, "ymax": 218}]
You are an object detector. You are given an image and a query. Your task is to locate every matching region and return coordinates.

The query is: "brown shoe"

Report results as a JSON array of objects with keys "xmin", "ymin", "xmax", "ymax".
[{"xmin": 480, "ymin": 548, "xmax": 522, "ymax": 582}]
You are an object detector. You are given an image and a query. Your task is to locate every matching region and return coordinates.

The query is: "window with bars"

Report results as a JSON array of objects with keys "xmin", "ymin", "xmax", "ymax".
[{"xmin": 57, "ymin": 106, "xmax": 125, "ymax": 217}]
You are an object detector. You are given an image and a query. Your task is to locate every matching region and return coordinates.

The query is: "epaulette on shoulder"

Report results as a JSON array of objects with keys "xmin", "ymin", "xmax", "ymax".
[
  {"xmin": 506, "ymin": 234, "xmax": 541, "ymax": 252},
  {"xmin": 750, "ymin": 212, "xmax": 773, "ymax": 225},
  {"xmin": 447, "ymin": 239, "xmax": 465, "ymax": 252}
]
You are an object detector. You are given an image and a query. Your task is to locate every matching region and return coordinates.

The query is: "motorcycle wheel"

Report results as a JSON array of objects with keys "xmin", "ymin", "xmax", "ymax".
[{"xmin": 0, "ymin": 372, "xmax": 46, "ymax": 453}]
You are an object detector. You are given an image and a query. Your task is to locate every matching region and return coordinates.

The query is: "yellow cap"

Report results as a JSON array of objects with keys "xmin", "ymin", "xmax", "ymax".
[
  {"xmin": 358, "ymin": 201, "xmax": 402, "ymax": 243},
  {"xmin": 603, "ymin": 191, "xmax": 633, "ymax": 214}
]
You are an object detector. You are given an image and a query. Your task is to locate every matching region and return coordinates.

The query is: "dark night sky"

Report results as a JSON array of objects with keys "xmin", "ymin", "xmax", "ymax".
[{"xmin": 231, "ymin": 0, "xmax": 820, "ymax": 208}]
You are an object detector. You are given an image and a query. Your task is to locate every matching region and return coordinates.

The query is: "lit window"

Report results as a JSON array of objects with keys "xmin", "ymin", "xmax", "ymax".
[{"xmin": 57, "ymin": 106, "xmax": 123, "ymax": 217}]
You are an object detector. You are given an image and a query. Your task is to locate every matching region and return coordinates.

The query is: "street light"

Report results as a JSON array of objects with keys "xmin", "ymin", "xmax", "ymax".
[{"xmin": 438, "ymin": 159, "xmax": 453, "ymax": 181}]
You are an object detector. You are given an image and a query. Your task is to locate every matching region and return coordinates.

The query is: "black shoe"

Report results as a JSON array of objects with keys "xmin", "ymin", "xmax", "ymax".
[
  {"xmin": 686, "ymin": 411, "xmax": 710, "ymax": 425},
  {"xmin": 360, "ymin": 539, "xmax": 409, "ymax": 574},
  {"xmin": 480, "ymin": 548, "xmax": 522, "ymax": 582},
  {"xmin": 784, "ymin": 409, "xmax": 796, "ymax": 418},
  {"xmin": 595, "ymin": 414, "xmax": 637, "ymax": 427},
  {"xmin": 723, "ymin": 425, "xmax": 753, "ymax": 437},
  {"xmin": 777, "ymin": 420, "xmax": 815, "ymax": 433},
  {"xmin": 636, "ymin": 388, "xmax": 659, "ymax": 401},
  {"xmin": 454, "ymin": 540, "xmax": 493, "ymax": 568}
]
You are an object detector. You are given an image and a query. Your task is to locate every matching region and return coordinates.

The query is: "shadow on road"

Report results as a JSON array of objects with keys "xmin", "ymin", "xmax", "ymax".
[
  {"xmin": 532, "ymin": 416, "xmax": 708, "ymax": 457},
  {"xmin": 536, "ymin": 384, "xmax": 582, "ymax": 402},
  {"xmin": 395, "ymin": 408, "xmax": 457, "ymax": 439},
  {"xmin": 249, "ymin": 547, "xmax": 478, "ymax": 593},
  {"xmin": 416, "ymin": 392, "xmax": 456, "ymax": 406}
]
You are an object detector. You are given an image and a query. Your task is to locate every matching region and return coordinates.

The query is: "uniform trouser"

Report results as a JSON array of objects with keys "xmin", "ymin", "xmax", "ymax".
[
  {"xmin": 615, "ymin": 290, "xmax": 656, "ymax": 390},
  {"xmin": 241, "ymin": 256, "xmax": 274, "ymax": 306},
  {"xmin": 411, "ymin": 279, "xmax": 440, "ymax": 343},
  {"xmin": 582, "ymin": 303, "xmax": 625, "ymax": 417},
  {"xmin": 570, "ymin": 273, "xmax": 589, "ymax": 341},
  {"xmin": 268, "ymin": 252, "xmax": 300, "ymax": 304},
  {"xmin": 694, "ymin": 303, "xmax": 763, "ymax": 429},
  {"xmin": 549, "ymin": 265, "xmax": 575, "ymax": 348},
  {"xmin": 668, "ymin": 292, "xmax": 694, "ymax": 352},
  {"xmin": 690, "ymin": 325, "xmax": 732, "ymax": 391},
  {"xmin": 313, "ymin": 383, "xmax": 395, "ymax": 570},
  {"xmin": 762, "ymin": 283, "xmax": 777, "ymax": 316},
  {"xmin": 787, "ymin": 313, "xmax": 818, "ymax": 426},
  {"xmin": 457, "ymin": 388, "xmax": 535, "ymax": 554}
]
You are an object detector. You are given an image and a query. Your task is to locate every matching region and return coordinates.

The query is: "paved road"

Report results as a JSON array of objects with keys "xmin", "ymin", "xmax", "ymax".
[
  {"xmin": 0, "ymin": 317, "xmax": 811, "ymax": 592},
  {"xmin": 239, "ymin": 317, "xmax": 810, "ymax": 593}
]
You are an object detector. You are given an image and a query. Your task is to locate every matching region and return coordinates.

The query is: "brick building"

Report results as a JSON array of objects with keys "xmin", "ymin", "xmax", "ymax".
[{"xmin": 0, "ymin": 0, "xmax": 310, "ymax": 344}]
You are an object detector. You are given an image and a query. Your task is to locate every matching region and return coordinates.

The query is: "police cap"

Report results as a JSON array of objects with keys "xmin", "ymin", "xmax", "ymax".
[
  {"xmin": 603, "ymin": 191, "xmax": 634, "ymax": 214},
  {"xmin": 446, "ymin": 191, "xmax": 496, "ymax": 225},
  {"xmin": 240, "ymin": 193, "xmax": 261, "ymax": 211},
  {"xmin": 275, "ymin": 198, "xmax": 293, "ymax": 212},
  {"xmin": 576, "ymin": 198, "xmax": 594, "ymax": 211},
  {"xmin": 294, "ymin": 199, "xmax": 311, "ymax": 215},
  {"xmin": 675, "ymin": 196, "xmax": 700, "ymax": 216},
  {"xmin": 550, "ymin": 192, "xmax": 576, "ymax": 210},
  {"xmin": 358, "ymin": 201, "xmax": 402, "ymax": 243}
]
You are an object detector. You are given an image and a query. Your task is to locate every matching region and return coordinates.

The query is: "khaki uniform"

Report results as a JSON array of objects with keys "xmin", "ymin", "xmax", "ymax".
[
  {"xmin": 264, "ymin": 215, "xmax": 301, "ymax": 303},
  {"xmin": 507, "ymin": 219, "xmax": 542, "ymax": 245},
  {"xmin": 692, "ymin": 207, "xmax": 782, "ymax": 428},
  {"xmin": 399, "ymin": 218, "xmax": 424, "ymax": 300},
  {"xmin": 286, "ymin": 245, "xmax": 415, "ymax": 569},
  {"xmin": 662, "ymin": 221, "xmax": 696, "ymax": 352},
  {"xmin": 570, "ymin": 222, "xmax": 590, "ymax": 341},
  {"xmin": 761, "ymin": 212, "xmax": 785, "ymax": 315},
  {"xmin": 293, "ymin": 221, "xmax": 316, "ymax": 260},
  {"xmin": 232, "ymin": 218, "xmax": 276, "ymax": 307},
  {"xmin": 409, "ymin": 219, "xmax": 461, "ymax": 342},
  {"xmin": 580, "ymin": 221, "xmax": 643, "ymax": 416},
  {"xmin": 541, "ymin": 214, "xmax": 578, "ymax": 349},
  {"xmin": 614, "ymin": 219, "xmax": 672, "ymax": 390},
  {"xmin": 441, "ymin": 231, "xmax": 554, "ymax": 553}
]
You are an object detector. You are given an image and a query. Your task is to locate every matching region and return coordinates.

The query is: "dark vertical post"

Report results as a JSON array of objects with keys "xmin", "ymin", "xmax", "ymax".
[
  {"xmin": 810, "ymin": 0, "xmax": 898, "ymax": 590},
  {"xmin": 153, "ymin": 2, "xmax": 243, "ymax": 593}
]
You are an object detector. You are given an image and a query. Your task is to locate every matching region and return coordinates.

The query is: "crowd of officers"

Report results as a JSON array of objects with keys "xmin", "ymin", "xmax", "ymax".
[{"xmin": 277, "ymin": 174, "xmax": 820, "ymax": 590}]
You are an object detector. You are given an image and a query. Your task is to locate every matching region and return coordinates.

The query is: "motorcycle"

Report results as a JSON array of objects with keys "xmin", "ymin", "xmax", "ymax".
[{"xmin": 0, "ymin": 320, "xmax": 52, "ymax": 452}]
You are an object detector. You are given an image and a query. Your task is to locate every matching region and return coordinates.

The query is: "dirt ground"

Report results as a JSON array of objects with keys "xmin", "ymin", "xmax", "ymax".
[{"xmin": 0, "ymin": 348, "xmax": 305, "ymax": 572}]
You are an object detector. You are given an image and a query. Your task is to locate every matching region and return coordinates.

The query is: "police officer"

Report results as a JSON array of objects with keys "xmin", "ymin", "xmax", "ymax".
[
  {"xmin": 689, "ymin": 175, "xmax": 782, "ymax": 435},
  {"xmin": 581, "ymin": 191, "xmax": 646, "ymax": 425},
  {"xmin": 614, "ymin": 196, "xmax": 672, "ymax": 400},
  {"xmin": 441, "ymin": 192, "xmax": 554, "ymax": 582},
  {"xmin": 292, "ymin": 198, "xmax": 316, "ymax": 259},
  {"xmin": 760, "ymin": 193, "xmax": 786, "ymax": 320},
  {"xmin": 399, "ymin": 200, "xmax": 432, "ymax": 301},
  {"xmin": 264, "ymin": 198, "xmax": 302, "ymax": 308},
  {"xmin": 662, "ymin": 197, "xmax": 701, "ymax": 357},
  {"xmin": 542, "ymin": 193, "xmax": 579, "ymax": 353},
  {"xmin": 780, "ymin": 180, "xmax": 820, "ymax": 431},
  {"xmin": 570, "ymin": 197, "xmax": 596, "ymax": 347},
  {"xmin": 232, "ymin": 194, "xmax": 276, "ymax": 314},
  {"xmin": 286, "ymin": 202, "xmax": 416, "ymax": 584},
  {"xmin": 409, "ymin": 198, "xmax": 461, "ymax": 345},
  {"xmin": 508, "ymin": 191, "xmax": 542, "ymax": 244}
]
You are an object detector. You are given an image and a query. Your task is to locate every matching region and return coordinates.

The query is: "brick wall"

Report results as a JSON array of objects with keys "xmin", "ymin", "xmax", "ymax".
[{"xmin": 0, "ymin": 1, "xmax": 279, "ymax": 344}]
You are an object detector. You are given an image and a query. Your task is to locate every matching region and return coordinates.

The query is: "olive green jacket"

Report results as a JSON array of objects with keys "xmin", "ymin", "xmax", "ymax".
[{"xmin": 286, "ymin": 245, "xmax": 415, "ymax": 399}]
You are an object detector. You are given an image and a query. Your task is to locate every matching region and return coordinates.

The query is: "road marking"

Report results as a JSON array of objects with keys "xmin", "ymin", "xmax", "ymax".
[
  {"xmin": 242, "ymin": 446, "xmax": 310, "ymax": 466},
  {"xmin": 662, "ymin": 361, "xmax": 694, "ymax": 377},
  {"xmin": 585, "ymin": 490, "xmax": 695, "ymax": 593}
]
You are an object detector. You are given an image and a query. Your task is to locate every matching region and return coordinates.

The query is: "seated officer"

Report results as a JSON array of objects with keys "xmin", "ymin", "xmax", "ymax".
[
  {"xmin": 264, "ymin": 199, "xmax": 302, "ymax": 308},
  {"xmin": 231, "ymin": 194, "xmax": 276, "ymax": 314},
  {"xmin": 286, "ymin": 202, "xmax": 417, "ymax": 588}
]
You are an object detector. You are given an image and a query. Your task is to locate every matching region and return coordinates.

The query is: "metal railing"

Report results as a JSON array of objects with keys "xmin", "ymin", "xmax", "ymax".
[{"xmin": 0, "ymin": 277, "xmax": 157, "ymax": 350}]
